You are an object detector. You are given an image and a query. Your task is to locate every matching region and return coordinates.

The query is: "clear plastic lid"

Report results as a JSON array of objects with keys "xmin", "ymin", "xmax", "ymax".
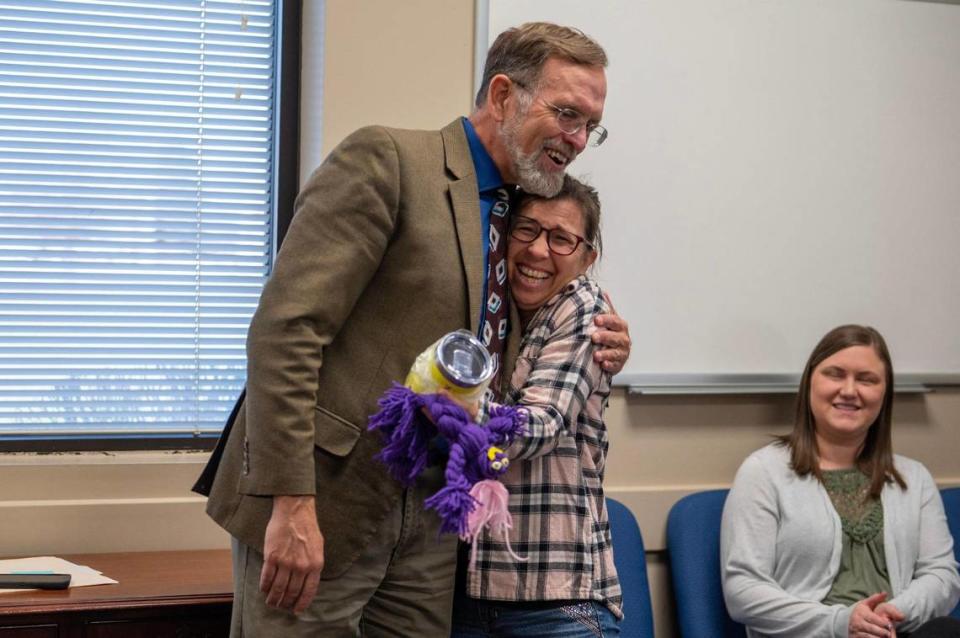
[{"xmin": 435, "ymin": 329, "xmax": 495, "ymax": 388}]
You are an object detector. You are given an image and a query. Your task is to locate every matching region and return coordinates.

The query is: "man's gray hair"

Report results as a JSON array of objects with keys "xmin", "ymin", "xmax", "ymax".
[{"xmin": 475, "ymin": 22, "xmax": 608, "ymax": 108}]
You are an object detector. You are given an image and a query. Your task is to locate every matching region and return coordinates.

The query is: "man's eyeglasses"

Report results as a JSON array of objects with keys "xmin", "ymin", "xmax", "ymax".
[
  {"xmin": 510, "ymin": 216, "xmax": 594, "ymax": 256},
  {"xmin": 542, "ymin": 99, "xmax": 608, "ymax": 148},
  {"xmin": 512, "ymin": 79, "xmax": 608, "ymax": 148}
]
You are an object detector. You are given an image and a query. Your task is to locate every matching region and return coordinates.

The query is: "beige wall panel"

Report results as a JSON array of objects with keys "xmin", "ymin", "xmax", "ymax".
[
  {"xmin": 0, "ymin": 453, "xmax": 230, "ymax": 555},
  {"xmin": 0, "ymin": 452, "xmax": 211, "ymax": 501},
  {"xmin": 0, "ymin": 500, "xmax": 230, "ymax": 556},
  {"xmin": 320, "ymin": 0, "xmax": 475, "ymax": 157}
]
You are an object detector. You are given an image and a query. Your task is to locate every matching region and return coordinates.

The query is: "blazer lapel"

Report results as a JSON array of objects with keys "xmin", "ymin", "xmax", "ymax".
[{"xmin": 441, "ymin": 119, "xmax": 483, "ymax": 335}]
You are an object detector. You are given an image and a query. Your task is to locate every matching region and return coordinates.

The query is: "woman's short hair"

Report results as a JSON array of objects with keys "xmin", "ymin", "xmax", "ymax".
[
  {"xmin": 515, "ymin": 174, "xmax": 603, "ymax": 257},
  {"xmin": 779, "ymin": 324, "xmax": 904, "ymax": 497},
  {"xmin": 475, "ymin": 22, "xmax": 608, "ymax": 108}
]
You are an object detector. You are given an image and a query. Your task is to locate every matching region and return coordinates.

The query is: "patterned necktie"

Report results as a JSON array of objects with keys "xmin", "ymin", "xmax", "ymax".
[{"xmin": 481, "ymin": 187, "xmax": 511, "ymax": 398}]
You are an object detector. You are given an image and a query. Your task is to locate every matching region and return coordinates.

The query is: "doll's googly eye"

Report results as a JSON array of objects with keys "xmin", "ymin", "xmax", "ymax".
[{"xmin": 491, "ymin": 461, "xmax": 502, "ymax": 471}]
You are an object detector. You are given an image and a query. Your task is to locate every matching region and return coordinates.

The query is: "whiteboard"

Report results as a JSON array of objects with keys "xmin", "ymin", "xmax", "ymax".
[{"xmin": 481, "ymin": 0, "xmax": 960, "ymax": 387}]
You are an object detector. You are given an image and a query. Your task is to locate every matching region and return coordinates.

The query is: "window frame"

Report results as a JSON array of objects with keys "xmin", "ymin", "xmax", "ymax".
[{"xmin": 0, "ymin": 0, "xmax": 301, "ymax": 453}]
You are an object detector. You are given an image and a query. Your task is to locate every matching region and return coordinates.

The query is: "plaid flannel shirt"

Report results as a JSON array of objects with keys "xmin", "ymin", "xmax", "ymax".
[{"xmin": 465, "ymin": 275, "xmax": 622, "ymax": 618}]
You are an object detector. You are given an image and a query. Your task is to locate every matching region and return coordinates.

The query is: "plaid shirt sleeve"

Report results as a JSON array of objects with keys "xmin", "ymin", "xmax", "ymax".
[{"xmin": 505, "ymin": 276, "xmax": 610, "ymax": 460}]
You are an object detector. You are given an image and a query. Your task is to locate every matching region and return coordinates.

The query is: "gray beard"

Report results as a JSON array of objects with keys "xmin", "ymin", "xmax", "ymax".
[{"xmin": 501, "ymin": 115, "xmax": 565, "ymax": 197}]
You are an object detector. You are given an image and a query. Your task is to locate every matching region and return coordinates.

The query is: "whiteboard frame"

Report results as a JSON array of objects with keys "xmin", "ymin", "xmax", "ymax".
[{"xmin": 616, "ymin": 372, "xmax": 960, "ymax": 395}]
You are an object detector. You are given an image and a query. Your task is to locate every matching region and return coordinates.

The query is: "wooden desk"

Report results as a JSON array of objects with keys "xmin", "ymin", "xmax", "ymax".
[{"xmin": 0, "ymin": 550, "xmax": 232, "ymax": 638}]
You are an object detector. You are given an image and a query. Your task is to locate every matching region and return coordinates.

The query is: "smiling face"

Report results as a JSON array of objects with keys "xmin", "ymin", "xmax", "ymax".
[
  {"xmin": 809, "ymin": 345, "xmax": 888, "ymax": 448},
  {"xmin": 507, "ymin": 197, "xmax": 596, "ymax": 324},
  {"xmin": 500, "ymin": 57, "xmax": 606, "ymax": 196}
]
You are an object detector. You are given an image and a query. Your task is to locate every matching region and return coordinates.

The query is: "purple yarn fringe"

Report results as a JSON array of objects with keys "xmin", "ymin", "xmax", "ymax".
[{"xmin": 368, "ymin": 383, "xmax": 527, "ymax": 535}]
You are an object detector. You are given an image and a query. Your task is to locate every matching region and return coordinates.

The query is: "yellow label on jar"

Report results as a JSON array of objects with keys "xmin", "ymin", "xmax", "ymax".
[{"xmin": 404, "ymin": 338, "xmax": 488, "ymax": 403}]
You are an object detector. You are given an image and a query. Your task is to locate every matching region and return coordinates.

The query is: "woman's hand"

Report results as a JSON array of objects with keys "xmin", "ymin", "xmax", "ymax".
[
  {"xmin": 849, "ymin": 592, "xmax": 896, "ymax": 637},
  {"xmin": 874, "ymin": 602, "xmax": 904, "ymax": 635}
]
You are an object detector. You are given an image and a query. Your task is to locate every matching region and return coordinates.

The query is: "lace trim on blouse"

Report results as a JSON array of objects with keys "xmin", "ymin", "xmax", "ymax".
[{"xmin": 822, "ymin": 468, "xmax": 883, "ymax": 544}]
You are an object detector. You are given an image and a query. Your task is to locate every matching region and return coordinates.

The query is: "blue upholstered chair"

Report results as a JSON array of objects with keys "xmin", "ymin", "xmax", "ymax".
[
  {"xmin": 663, "ymin": 487, "xmax": 960, "ymax": 633},
  {"xmin": 606, "ymin": 497, "xmax": 655, "ymax": 638},
  {"xmin": 666, "ymin": 489, "xmax": 746, "ymax": 638},
  {"xmin": 941, "ymin": 487, "xmax": 960, "ymax": 619}
]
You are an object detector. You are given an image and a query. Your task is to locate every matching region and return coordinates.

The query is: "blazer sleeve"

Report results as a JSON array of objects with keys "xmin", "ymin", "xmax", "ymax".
[
  {"xmin": 887, "ymin": 465, "xmax": 960, "ymax": 630},
  {"xmin": 721, "ymin": 453, "xmax": 853, "ymax": 637},
  {"xmin": 238, "ymin": 126, "xmax": 401, "ymax": 496}
]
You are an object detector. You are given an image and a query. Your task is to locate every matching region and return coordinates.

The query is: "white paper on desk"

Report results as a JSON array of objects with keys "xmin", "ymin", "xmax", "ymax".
[{"xmin": 0, "ymin": 556, "xmax": 118, "ymax": 594}]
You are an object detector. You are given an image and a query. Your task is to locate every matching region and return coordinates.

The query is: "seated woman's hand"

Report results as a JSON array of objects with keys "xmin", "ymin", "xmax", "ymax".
[
  {"xmin": 849, "ymin": 592, "xmax": 895, "ymax": 638},
  {"xmin": 874, "ymin": 602, "xmax": 904, "ymax": 636}
]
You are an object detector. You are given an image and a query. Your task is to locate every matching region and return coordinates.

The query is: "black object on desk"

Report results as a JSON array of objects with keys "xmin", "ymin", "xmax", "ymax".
[{"xmin": 0, "ymin": 573, "xmax": 71, "ymax": 589}]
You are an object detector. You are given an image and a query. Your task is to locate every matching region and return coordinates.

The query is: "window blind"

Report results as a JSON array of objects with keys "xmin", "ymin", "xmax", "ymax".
[{"xmin": 0, "ymin": 0, "xmax": 276, "ymax": 438}]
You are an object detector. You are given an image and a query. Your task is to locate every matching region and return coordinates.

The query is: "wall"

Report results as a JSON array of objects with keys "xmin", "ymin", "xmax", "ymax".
[
  {"xmin": 2, "ymin": 3, "xmax": 957, "ymax": 637},
  {"xmin": 317, "ymin": 0, "xmax": 476, "ymax": 159}
]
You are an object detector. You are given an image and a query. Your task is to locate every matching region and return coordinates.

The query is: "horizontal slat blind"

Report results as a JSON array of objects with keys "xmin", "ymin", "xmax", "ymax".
[{"xmin": 0, "ymin": 0, "xmax": 276, "ymax": 437}]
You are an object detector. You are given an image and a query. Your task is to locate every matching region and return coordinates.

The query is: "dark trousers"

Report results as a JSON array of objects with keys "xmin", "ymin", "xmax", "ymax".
[
  {"xmin": 229, "ymin": 471, "xmax": 458, "ymax": 637},
  {"xmin": 904, "ymin": 616, "xmax": 960, "ymax": 638}
]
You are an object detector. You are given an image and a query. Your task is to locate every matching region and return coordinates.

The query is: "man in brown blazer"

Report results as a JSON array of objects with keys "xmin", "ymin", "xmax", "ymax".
[{"xmin": 195, "ymin": 22, "xmax": 630, "ymax": 637}]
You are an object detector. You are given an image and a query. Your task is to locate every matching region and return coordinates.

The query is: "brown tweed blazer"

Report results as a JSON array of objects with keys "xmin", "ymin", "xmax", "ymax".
[{"xmin": 197, "ymin": 119, "xmax": 520, "ymax": 579}]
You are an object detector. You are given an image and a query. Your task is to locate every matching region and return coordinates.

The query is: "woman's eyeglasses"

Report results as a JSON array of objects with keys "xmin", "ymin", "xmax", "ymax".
[{"xmin": 509, "ymin": 216, "xmax": 594, "ymax": 256}]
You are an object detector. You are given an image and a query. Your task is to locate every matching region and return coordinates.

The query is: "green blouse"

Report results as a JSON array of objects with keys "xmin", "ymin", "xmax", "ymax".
[{"xmin": 821, "ymin": 468, "xmax": 891, "ymax": 605}]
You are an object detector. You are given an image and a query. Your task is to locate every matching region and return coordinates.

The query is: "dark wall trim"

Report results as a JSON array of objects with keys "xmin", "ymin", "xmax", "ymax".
[{"xmin": 274, "ymin": 0, "xmax": 302, "ymax": 250}]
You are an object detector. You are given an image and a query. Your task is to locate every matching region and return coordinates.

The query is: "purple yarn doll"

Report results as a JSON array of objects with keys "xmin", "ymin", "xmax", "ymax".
[{"xmin": 369, "ymin": 383, "xmax": 528, "ymax": 565}]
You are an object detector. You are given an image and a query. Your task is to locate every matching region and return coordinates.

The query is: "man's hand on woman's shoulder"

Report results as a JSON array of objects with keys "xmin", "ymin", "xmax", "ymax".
[{"xmin": 591, "ymin": 292, "xmax": 631, "ymax": 374}]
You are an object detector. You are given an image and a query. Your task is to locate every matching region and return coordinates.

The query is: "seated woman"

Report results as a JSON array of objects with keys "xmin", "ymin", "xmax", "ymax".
[
  {"xmin": 721, "ymin": 324, "xmax": 960, "ymax": 638},
  {"xmin": 450, "ymin": 176, "xmax": 622, "ymax": 637}
]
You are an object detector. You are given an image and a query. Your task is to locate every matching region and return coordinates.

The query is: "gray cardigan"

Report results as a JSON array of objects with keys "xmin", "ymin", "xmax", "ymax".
[{"xmin": 721, "ymin": 443, "xmax": 960, "ymax": 637}]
